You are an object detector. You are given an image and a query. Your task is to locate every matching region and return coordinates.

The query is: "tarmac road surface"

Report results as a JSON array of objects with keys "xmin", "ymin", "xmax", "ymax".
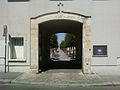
[{"xmin": 0, "ymin": 84, "xmax": 120, "ymax": 90}]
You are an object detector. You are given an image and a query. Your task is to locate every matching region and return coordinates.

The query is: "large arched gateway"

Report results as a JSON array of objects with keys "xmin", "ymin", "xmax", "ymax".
[{"xmin": 30, "ymin": 11, "xmax": 92, "ymax": 74}]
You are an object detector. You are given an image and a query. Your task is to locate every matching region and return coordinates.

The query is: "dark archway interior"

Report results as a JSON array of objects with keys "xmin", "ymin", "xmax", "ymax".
[{"xmin": 38, "ymin": 19, "xmax": 83, "ymax": 72}]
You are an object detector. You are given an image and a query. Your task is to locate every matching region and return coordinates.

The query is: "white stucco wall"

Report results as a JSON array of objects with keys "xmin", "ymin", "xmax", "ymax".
[
  {"xmin": 91, "ymin": 0, "xmax": 120, "ymax": 65},
  {"xmin": 0, "ymin": 0, "xmax": 120, "ymax": 72}
]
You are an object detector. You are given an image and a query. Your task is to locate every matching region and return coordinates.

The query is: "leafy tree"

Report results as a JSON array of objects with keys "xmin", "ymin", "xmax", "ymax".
[
  {"xmin": 60, "ymin": 33, "xmax": 76, "ymax": 59},
  {"xmin": 60, "ymin": 40, "xmax": 66, "ymax": 48},
  {"xmin": 64, "ymin": 33, "xmax": 76, "ymax": 47},
  {"xmin": 50, "ymin": 34, "xmax": 58, "ymax": 48}
]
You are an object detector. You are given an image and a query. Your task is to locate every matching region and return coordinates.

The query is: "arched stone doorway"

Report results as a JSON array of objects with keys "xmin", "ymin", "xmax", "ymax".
[
  {"xmin": 30, "ymin": 12, "xmax": 92, "ymax": 74},
  {"xmin": 39, "ymin": 20, "xmax": 82, "ymax": 71}
]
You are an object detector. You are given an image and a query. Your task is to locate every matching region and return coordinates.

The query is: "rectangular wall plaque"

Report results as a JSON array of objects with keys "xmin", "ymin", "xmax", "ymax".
[{"xmin": 93, "ymin": 45, "xmax": 108, "ymax": 57}]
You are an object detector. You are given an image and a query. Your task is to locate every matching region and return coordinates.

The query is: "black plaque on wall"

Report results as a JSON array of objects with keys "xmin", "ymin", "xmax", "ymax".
[{"xmin": 93, "ymin": 45, "xmax": 108, "ymax": 57}]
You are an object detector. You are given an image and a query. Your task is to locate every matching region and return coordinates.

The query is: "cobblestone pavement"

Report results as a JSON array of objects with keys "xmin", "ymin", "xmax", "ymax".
[
  {"xmin": 11, "ymin": 66, "xmax": 120, "ymax": 86},
  {"xmin": 0, "ymin": 66, "xmax": 120, "ymax": 86},
  {"xmin": 12, "ymin": 69, "xmax": 107, "ymax": 86}
]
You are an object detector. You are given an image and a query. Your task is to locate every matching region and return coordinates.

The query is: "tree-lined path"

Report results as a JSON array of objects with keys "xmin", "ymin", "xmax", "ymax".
[{"xmin": 53, "ymin": 48, "xmax": 71, "ymax": 61}]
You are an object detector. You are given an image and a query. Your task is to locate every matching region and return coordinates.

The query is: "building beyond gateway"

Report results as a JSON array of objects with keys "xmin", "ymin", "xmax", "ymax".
[{"xmin": 0, "ymin": 0, "xmax": 120, "ymax": 73}]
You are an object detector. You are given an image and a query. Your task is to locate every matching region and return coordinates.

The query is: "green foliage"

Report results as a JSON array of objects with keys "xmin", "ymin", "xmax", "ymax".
[
  {"xmin": 50, "ymin": 34, "xmax": 58, "ymax": 48},
  {"xmin": 60, "ymin": 33, "xmax": 76, "ymax": 48},
  {"xmin": 60, "ymin": 40, "xmax": 66, "ymax": 48}
]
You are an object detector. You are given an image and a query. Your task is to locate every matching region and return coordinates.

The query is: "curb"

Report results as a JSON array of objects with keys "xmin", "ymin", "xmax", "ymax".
[
  {"xmin": 1, "ymin": 78, "xmax": 120, "ymax": 87},
  {"xmin": 11, "ymin": 80, "xmax": 120, "ymax": 87},
  {"xmin": 0, "ymin": 79, "xmax": 11, "ymax": 84}
]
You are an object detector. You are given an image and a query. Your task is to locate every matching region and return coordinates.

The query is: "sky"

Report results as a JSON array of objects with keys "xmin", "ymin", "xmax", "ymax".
[{"xmin": 56, "ymin": 33, "xmax": 66, "ymax": 43}]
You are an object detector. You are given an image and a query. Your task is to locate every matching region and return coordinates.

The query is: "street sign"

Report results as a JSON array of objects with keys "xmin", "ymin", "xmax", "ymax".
[{"xmin": 3, "ymin": 25, "xmax": 7, "ymax": 37}]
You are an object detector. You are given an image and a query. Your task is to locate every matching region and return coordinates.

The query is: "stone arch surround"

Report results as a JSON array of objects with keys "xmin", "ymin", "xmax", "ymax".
[{"xmin": 30, "ymin": 12, "xmax": 92, "ymax": 74}]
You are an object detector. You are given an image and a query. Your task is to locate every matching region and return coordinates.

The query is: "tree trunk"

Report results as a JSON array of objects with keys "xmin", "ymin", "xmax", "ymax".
[{"xmin": 72, "ymin": 47, "xmax": 74, "ymax": 59}]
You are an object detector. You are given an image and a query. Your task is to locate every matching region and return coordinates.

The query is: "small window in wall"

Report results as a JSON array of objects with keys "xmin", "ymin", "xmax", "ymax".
[
  {"xmin": 8, "ymin": 0, "xmax": 30, "ymax": 2},
  {"xmin": 9, "ymin": 37, "xmax": 24, "ymax": 59},
  {"xmin": 93, "ymin": 45, "xmax": 108, "ymax": 57}
]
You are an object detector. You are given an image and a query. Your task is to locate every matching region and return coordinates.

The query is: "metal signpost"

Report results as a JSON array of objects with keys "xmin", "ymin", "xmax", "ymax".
[{"xmin": 3, "ymin": 25, "xmax": 7, "ymax": 73}]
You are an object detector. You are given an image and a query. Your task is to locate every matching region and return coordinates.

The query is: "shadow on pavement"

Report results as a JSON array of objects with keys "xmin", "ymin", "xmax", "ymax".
[{"xmin": 40, "ymin": 60, "xmax": 82, "ymax": 72}]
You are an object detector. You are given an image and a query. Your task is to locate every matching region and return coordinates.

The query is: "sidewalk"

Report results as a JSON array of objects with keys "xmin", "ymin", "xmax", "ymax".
[
  {"xmin": 0, "ymin": 66, "xmax": 120, "ymax": 86},
  {"xmin": 12, "ymin": 70, "xmax": 103, "ymax": 86},
  {"xmin": 12, "ymin": 66, "xmax": 120, "ymax": 86},
  {"xmin": 92, "ymin": 65, "xmax": 120, "ymax": 86},
  {"xmin": 0, "ymin": 72, "xmax": 22, "ymax": 84}
]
